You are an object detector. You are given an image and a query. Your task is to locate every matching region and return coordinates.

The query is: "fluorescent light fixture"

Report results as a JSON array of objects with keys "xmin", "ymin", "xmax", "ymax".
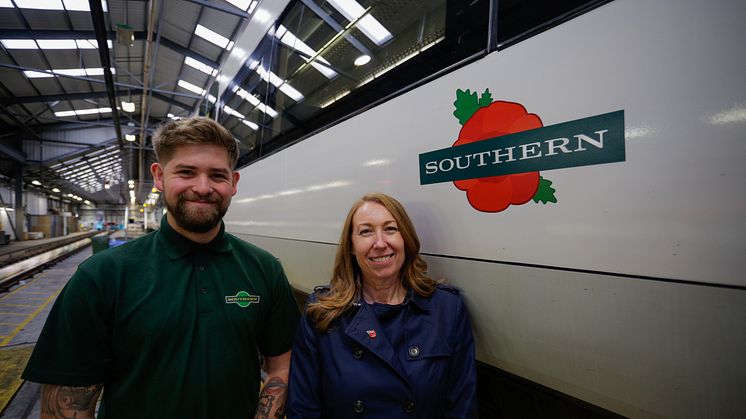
[
  {"xmin": 1, "ymin": 39, "xmax": 38, "ymax": 49},
  {"xmin": 125, "ymin": 134, "xmax": 136, "ymax": 141},
  {"xmin": 31, "ymin": 180, "xmax": 42, "ymax": 185},
  {"xmin": 84, "ymin": 200, "xmax": 90, "ymax": 204},
  {"xmin": 37, "ymin": 39, "xmax": 77, "ymax": 49},
  {"xmin": 327, "ymin": 0, "xmax": 392, "ymax": 46},
  {"xmin": 222, "ymin": 105, "xmax": 244, "ymax": 119},
  {"xmin": 54, "ymin": 107, "xmax": 111, "ymax": 117},
  {"xmin": 195, "ymin": 24, "xmax": 232, "ymax": 50},
  {"xmin": 52, "ymin": 188, "xmax": 61, "ymax": 192},
  {"xmin": 121, "ymin": 101, "xmax": 135, "ymax": 112},
  {"xmin": 207, "ymin": 94, "xmax": 217, "ymax": 104},
  {"xmin": 25, "ymin": 67, "xmax": 114, "ymax": 78},
  {"xmin": 247, "ymin": 1, "xmax": 257, "ymax": 13},
  {"xmin": 235, "ymin": 88, "xmax": 278, "ymax": 118},
  {"xmin": 77, "ymin": 39, "xmax": 112, "ymax": 49},
  {"xmin": 274, "ymin": 25, "xmax": 337, "ymax": 79},
  {"xmin": 242, "ymin": 120, "xmax": 259, "ymax": 130},
  {"xmin": 1, "ymin": 38, "xmax": 111, "ymax": 50},
  {"xmin": 184, "ymin": 56, "xmax": 218, "ymax": 77},
  {"xmin": 24, "ymin": 70, "xmax": 54, "ymax": 78},
  {"xmin": 253, "ymin": 8, "xmax": 271, "ymax": 23},
  {"xmin": 226, "ymin": 0, "xmax": 251, "ymax": 11},
  {"xmin": 63, "ymin": 0, "xmax": 107, "ymax": 11},
  {"xmin": 354, "ymin": 54, "xmax": 371, "ymax": 66},
  {"xmin": 255, "ymin": 66, "xmax": 303, "ymax": 102},
  {"xmin": 14, "ymin": 0, "xmax": 64, "ymax": 10},
  {"xmin": 54, "ymin": 110, "xmax": 77, "ymax": 117},
  {"xmin": 177, "ymin": 79, "xmax": 206, "ymax": 95}
]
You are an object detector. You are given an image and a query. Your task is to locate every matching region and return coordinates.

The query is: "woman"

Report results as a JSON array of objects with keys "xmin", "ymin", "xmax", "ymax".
[{"xmin": 287, "ymin": 193, "xmax": 477, "ymax": 418}]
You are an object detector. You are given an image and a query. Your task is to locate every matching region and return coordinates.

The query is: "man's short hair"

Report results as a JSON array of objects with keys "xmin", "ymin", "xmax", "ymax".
[{"xmin": 152, "ymin": 117, "xmax": 239, "ymax": 168}]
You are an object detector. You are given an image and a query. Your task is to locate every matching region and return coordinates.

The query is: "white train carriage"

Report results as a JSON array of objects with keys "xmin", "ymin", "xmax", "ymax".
[{"xmin": 222, "ymin": 0, "xmax": 746, "ymax": 417}]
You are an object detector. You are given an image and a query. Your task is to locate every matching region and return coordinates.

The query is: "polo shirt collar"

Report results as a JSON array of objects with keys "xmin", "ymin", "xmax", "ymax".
[{"xmin": 157, "ymin": 214, "xmax": 232, "ymax": 260}]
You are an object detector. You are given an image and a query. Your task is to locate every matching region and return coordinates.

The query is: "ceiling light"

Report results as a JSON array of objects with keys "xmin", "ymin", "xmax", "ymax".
[
  {"xmin": 194, "ymin": 24, "xmax": 232, "ymax": 50},
  {"xmin": 84, "ymin": 200, "xmax": 90, "ymax": 204},
  {"xmin": 327, "ymin": 0, "xmax": 393, "ymax": 46},
  {"xmin": 242, "ymin": 120, "xmax": 259, "ymax": 130},
  {"xmin": 354, "ymin": 54, "xmax": 371, "ymax": 66},
  {"xmin": 52, "ymin": 188, "xmax": 61, "ymax": 193},
  {"xmin": 254, "ymin": 66, "xmax": 303, "ymax": 102},
  {"xmin": 177, "ymin": 79, "xmax": 206, "ymax": 96},
  {"xmin": 31, "ymin": 180, "xmax": 42, "ymax": 186},
  {"xmin": 121, "ymin": 101, "xmax": 135, "ymax": 112},
  {"xmin": 274, "ymin": 25, "xmax": 337, "ymax": 79},
  {"xmin": 13, "ymin": 0, "xmax": 63, "ymax": 10},
  {"xmin": 1, "ymin": 39, "xmax": 38, "ymax": 49},
  {"xmin": 225, "ymin": 0, "xmax": 251, "ymax": 11},
  {"xmin": 37, "ymin": 39, "xmax": 77, "ymax": 49},
  {"xmin": 184, "ymin": 57, "xmax": 218, "ymax": 77}
]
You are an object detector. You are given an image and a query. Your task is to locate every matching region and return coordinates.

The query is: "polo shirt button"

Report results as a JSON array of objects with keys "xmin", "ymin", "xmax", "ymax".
[
  {"xmin": 353, "ymin": 400, "xmax": 364, "ymax": 413},
  {"xmin": 353, "ymin": 347, "xmax": 363, "ymax": 359},
  {"xmin": 408, "ymin": 346, "xmax": 420, "ymax": 358},
  {"xmin": 201, "ymin": 288, "xmax": 207, "ymax": 294},
  {"xmin": 198, "ymin": 265, "xmax": 205, "ymax": 271},
  {"xmin": 404, "ymin": 400, "xmax": 415, "ymax": 413}
]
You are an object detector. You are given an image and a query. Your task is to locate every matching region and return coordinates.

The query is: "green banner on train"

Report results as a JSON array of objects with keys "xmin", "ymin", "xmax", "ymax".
[{"xmin": 419, "ymin": 110, "xmax": 625, "ymax": 185}]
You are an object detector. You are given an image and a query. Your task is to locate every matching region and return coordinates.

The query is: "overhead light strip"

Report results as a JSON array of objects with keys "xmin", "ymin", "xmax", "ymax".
[{"xmin": 326, "ymin": 0, "xmax": 392, "ymax": 46}]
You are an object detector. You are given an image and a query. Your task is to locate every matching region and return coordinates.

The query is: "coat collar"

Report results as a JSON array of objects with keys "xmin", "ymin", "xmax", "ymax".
[{"xmin": 156, "ymin": 214, "xmax": 232, "ymax": 260}]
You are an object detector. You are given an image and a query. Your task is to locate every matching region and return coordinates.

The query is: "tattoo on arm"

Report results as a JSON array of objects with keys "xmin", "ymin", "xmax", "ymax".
[
  {"xmin": 255, "ymin": 377, "xmax": 287, "ymax": 419},
  {"xmin": 41, "ymin": 384, "xmax": 103, "ymax": 419}
]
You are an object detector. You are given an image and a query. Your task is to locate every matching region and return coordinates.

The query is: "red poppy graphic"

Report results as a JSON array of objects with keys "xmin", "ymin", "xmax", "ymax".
[{"xmin": 451, "ymin": 89, "xmax": 557, "ymax": 212}]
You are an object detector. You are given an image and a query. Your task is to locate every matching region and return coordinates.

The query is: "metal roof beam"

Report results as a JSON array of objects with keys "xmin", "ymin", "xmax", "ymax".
[
  {"xmin": 89, "ymin": 0, "xmax": 124, "ymax": 152},
  {"xmin": 151, "ymin": 92, "xmax": 194, "ymax": 111}
]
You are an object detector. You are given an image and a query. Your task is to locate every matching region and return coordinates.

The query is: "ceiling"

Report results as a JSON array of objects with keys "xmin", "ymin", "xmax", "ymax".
[{"xmin": 0, "ymin": 0, "xmax": 450, "ymax": 206}]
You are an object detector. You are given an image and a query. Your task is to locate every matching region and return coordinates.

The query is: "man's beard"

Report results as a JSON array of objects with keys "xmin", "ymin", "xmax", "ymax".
[{"xmin": 166, "ymin": 192, "xmax": 228, "ymax": 234}]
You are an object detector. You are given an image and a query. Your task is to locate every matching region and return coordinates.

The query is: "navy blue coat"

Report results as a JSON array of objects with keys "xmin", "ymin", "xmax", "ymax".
[{"xmin": 287, "ymin": 285, "xmax": 478, "ymax": 418}]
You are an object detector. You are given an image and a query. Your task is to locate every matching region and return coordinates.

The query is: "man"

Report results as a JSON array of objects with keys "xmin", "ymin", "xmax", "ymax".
[{"xmin": 22, "ymin": 117, "xmax": 300, "ymax": 418}]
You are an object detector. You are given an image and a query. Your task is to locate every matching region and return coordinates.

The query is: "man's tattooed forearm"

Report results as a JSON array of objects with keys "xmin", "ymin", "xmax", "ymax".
[
  {"xmin": 41, "ymin": 384, "xmax": 102, "ymax": 419},
  {"xmin": 255, "ymin": 377, "xmax": 288, "ymax": 419}
]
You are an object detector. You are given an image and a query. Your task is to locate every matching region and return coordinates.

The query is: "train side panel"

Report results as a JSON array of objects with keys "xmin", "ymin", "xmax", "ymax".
[{"xmin": 225, "ymin": 0, "xmax": 746, "ymax": 417}]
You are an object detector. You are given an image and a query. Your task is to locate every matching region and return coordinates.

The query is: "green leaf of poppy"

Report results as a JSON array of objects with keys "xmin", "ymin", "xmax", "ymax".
[
  {"xmin": 453, "ymin": 89, "xmax": 480, "ymax": 125},
  {"xmin": 532, "ymin": 176, "xmax": 558, "ymax": 204}
]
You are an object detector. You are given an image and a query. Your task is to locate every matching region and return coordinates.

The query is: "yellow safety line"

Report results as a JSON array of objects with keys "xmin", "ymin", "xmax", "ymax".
[
  {"xmin": 0, "ymin": 271, "xmax": 48, "ymax": 300},
  {"xmin": 0, "ymin": 289, "xmax": 60, "ymax": 347},
  {"xmin": 0, "ymin": 312, "xmax": 26, "ymax": 316},
  {"xmin": 0, "ymin": 322, "xmax": 21, "ymax": 326},
  {"xmin": 0, "ymin": 303, "xmax": 37, "ymax": 307}
]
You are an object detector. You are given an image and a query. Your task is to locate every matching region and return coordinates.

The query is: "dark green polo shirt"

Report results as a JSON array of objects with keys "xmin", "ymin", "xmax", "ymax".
[{"xmin": 23, "ymin": 216, "xmax": 300, "ymax": 418}]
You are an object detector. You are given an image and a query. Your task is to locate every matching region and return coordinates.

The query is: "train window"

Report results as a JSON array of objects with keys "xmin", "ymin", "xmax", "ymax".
[
  {"xmin": 222, "ymin": 0, "xmax": 490, "ymax": 168},
  {"xmin": 497, "ymin": 0, "xmax": 612, "ymax": 49}
]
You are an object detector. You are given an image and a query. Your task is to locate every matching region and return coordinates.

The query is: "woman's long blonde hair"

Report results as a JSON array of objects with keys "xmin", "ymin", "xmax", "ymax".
[{"xmin": 307, "ymin": 193, "xmax": 436, "ymax": 332}]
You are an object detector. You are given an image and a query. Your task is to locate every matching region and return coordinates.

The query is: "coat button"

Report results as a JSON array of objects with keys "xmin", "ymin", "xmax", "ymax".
[
  {"xmin": 353, "ymin": 400, "xmax": 364, "ymax": 413},
  {"xmin": 408, "ymin": 345, "xmax": 420, "ymax": 358},
  {"xmin": 200, "ymin": 288, "xmax": 207, "ymax": 294},
  {"xmin": 404, "ymin": 400, "xmax": 415, "ymax": 413},
  {"xmin": 353, "ymin": 347, "xmax": 363, "ymax": 359},
  {"xmin": 198, "ymin": 265, "xmax": 205, "ymax": 271}
]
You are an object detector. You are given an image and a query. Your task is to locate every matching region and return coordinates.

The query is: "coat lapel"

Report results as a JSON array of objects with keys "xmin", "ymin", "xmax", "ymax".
[{"xmin": 344, "ymin": 303, "xmax": 411, "ymax": 384}]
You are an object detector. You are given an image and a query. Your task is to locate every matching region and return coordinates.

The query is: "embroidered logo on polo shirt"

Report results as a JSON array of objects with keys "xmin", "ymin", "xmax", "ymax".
[{"xmin": 225, "ymin": 291, "xmax": 260, "ymax": 308}]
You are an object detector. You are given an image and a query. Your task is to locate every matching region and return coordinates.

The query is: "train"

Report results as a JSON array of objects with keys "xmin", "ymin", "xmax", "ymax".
[{"xmin": 222, "ymin": 0, "xmax": 746, "ymax": 417}]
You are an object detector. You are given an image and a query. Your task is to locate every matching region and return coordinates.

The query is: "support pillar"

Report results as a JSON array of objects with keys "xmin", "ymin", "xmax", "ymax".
[{"xmin": 14, "ymin": 164, "xmax": 24, "ymax": 241}]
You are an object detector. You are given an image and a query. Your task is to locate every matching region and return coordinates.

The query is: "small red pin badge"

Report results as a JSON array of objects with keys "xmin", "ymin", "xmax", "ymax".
[{"xmin": 366, "ymin": 330, "xmax": 377, "ymax": 339}]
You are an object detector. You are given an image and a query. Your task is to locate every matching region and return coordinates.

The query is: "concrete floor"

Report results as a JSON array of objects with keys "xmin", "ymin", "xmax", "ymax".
[{"xmin": 0, "ymin": 247, "xmax": 93, "ymax": 418}]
